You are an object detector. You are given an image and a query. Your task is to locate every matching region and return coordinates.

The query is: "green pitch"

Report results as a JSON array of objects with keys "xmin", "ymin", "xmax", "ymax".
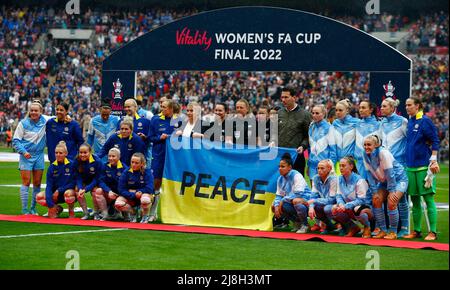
[{"xmin": 0, "ymin": 161, "xmax": 448, "ymax": 270}]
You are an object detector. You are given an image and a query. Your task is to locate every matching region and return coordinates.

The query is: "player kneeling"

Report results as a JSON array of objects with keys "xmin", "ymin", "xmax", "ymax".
[
  {"xmin": 74, "ymin": 144, "xmax": 103, "ymax": 220},
  {"xmin": 116, "ymin": 153, "xmax": 155, "ymax": 223},
  {"xmin": 36, "ymin": 141, "xmax": 76, "ymax": 218},
  {"xmin": 327, "ymin": 156, "xmax": 373, "ymax": 238},
  {"xmin": 95, "ymin": 148, "xmax": 128, "ymax": 221},
  {"xmin": 308, "ymin": 159, "xmax": 339, "ymax": 235}
]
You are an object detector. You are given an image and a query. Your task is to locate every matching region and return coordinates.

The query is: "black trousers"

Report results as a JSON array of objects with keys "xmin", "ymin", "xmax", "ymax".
[{"xmin": 293, "ymin": 154, "xmax": 306, "ymax": 177}]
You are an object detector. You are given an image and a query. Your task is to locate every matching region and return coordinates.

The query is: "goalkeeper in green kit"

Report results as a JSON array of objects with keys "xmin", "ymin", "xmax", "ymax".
[{"xmin": 403, "ymin": 97, "xmax": 441, "ymax": 241}]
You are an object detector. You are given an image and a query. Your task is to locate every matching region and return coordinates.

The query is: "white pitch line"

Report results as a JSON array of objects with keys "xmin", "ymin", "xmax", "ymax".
[{"xmin": 0, "ymin": 228, "xmax": 128, "ymax": 239}]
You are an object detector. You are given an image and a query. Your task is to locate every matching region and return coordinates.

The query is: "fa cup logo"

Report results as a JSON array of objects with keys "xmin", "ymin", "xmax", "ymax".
[
  {"xmin": 113, "ymin": 79, "xmax": 123, "ymax": 100},
  {"xmin": 383, "ymin": 80, "xmax": 395, "ymax": 98}
]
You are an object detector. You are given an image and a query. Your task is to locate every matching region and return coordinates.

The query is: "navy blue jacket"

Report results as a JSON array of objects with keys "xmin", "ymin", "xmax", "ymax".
[
  {"xmin": 98, "ymin": 132, "xmax": 145, "ymax": 166},
  {"xmin": 98, "ymin": 161, "xmax": 128, "ymax": 193},
  {"xmin": 45, "ymin": 158, "xmax": 76, "ymax": 207},
  {"xmin": 118, "ymin": 168, "xmax": 154, "ymax": 200},
  {"xmin": 46, "ymin": 118, "xmax": 84, "ymax": 162},
  {"xmin": 406, "ymin": 111, "xmax": 440, "ymax": 168},
  {"xmin": 73, "ymin": 154, "xmax": 103, "ymax": 192},
  {"xmin": 149, "ymin": 113, "xmax": 181, "ymax": 159}
]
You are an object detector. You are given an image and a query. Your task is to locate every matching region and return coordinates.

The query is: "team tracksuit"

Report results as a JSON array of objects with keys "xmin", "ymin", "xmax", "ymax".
[
  {"xmin": 46, "ymin": 118, "xmax": 84, "ymax": 163},
  {"xmin": 273, "ymin": 169, "xmax": 317, "ymax": 227},
  {"xmin": 326, "ymin": 172, "xmax": 371, "ymax": 231},
  {"xmin": 98, "ymin": 132, "xmax": 145, "ymax": 167},
  {"xmin": 332, "ymin": 115, "xmax": 360, "ymax": 163},
  {"xmin": 118, "ymin": 168, "xmax": 154, "ymax": 204},
  {"xmin": 355, "ymin": 115, "xmax": 381, "ymax": 178},
  {"xmin": 73, "ymin": 154, "xmax": 103, "ymax": 192},
  {"xmin": 149, "ymin": 113, "xmax": 181, "ymax": 179},
  {"xmin": 364, "ymin": 147, "xmax": 408, "ymax": 234},
  {"xmin": 87, "ymin": 115, "xmax": 120, "ymax": 161},
  {"xmin": 380, "ymin": 112, "xmax": 409, "ymax": 234},
  {"xmin": 45, "ymin": 158, "xmax": 76, "ymax": 208},
  {"xmin": 308, "ymin": 120, "xmax": 337, "ymax": 178}
]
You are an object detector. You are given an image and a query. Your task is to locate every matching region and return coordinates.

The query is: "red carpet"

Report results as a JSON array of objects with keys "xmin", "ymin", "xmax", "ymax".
[{"xmin": 0, "ymin": 214, "xmax": 448, "ymax": 251}]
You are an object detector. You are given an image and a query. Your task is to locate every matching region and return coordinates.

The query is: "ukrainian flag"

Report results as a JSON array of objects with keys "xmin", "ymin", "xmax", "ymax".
[{"xmin": 161, "ymin": 137, "xmax": 297, "ymax": 231}]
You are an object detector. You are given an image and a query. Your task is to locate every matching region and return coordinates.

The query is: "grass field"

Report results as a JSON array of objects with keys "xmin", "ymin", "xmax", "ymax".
[{"xmin": 0, "ymin": 160, "xmax": 448, "ymax": 270}]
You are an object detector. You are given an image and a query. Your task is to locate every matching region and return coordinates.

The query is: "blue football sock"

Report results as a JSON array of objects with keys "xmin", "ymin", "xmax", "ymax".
[
  {"xmin": 373, "ymin": 207, "xmax": 387, "ymax": 232},
  {"xmin": 398, "ymin": 194, "xmax": 410, "ymax": 230},
  {"xmin": 294, "ymin": 203, "xmax": 308, "ymax": 225},
  {"xmin": 388, "ymin": 209, "xmax": 399, "ymax": 234},
  {"xmin": 20, "ymin": 185, "xmax": 30, "ymax": 212},
  {"xmin": 31, "ymin": 186, "xmax": 40, "ymax": 209},
  {"xmin": 357, "ymin": 212, "xmax": 370, "ymax": 227}
]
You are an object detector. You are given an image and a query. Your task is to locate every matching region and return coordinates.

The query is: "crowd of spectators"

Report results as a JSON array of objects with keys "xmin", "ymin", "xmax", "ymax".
[
  {"xmin": 0, "ymin": 6, "xmax": 448, "ymax": 160},
  {"xmin": 338, "ymin": 13, "xmax": 409, "ymax": 33},
  {"xmin": 406, "ymin": 12, "xmax": 449, "ymax": 53}
]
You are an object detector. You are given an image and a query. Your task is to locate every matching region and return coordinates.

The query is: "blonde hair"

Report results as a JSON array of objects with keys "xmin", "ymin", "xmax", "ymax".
[
  {"xmin": 313, "ymin": 104, "xmax": 327, "ymax": 117},
  {"xmin": 173, "ymin": 102, "xmax": 180, "ymax": 114},
  {"xmin": 318, "ymin": 159, "xmax": 336, "ymax": 177},
  {"xmin": 187, "ymin": 102, "xmax": 201, "ymax": 116},
  {"xmin": 364, "ymin": 134, "xmax": 381, "ymax": 147},
  {"xmin": 55, "ymin": 141, "xmax": 68, "ymax": 153},
  {"xmin": 163, "ymin": 99, "xmax": 175, "ymax": 110},
  {"xmin": 383, "ymin": 97, "xmax": 400, "ymax": 109},
  {"xmin": 237, "ymin": 98, "xmax": 250, "ymax": 109},
  {"xmin": 30, "ymin": 99, "xmax": 43, "ymax": 110},
  {"xmin": 108, "ymin": 147, "xmax": 121, "ymax": 158},
  {"xmin": 120, "ymin": 116, "xmax": 134, "ymax": 131},
  {"xmin": 187, "ymin": 101, "xmax": 200, "ymax": 109},
  {"xmin": 336, "ymin": 99, "xmax": 352, "ymax": 113},
  {"xmin": 124, "ymin": 98, "xmax": 138, "ymax": 108},
  {"xmin": 236, "ymin": 98, "xmax": 251, "ymax": 117},
  {"xmin": 26, "ymin": 100, "xmax": 43, "ymax": 119}
]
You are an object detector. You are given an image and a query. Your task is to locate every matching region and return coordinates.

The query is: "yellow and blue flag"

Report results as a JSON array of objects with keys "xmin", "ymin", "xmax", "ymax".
[{"xmin": 161, "ymin": 137, "xmax": 297, "ymax": 231}]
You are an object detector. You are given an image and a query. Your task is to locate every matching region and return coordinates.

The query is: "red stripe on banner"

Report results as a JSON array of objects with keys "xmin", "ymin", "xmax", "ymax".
[{"xmin": 0, "ymin": 214, "xmax": 448, "ymax": 251}]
